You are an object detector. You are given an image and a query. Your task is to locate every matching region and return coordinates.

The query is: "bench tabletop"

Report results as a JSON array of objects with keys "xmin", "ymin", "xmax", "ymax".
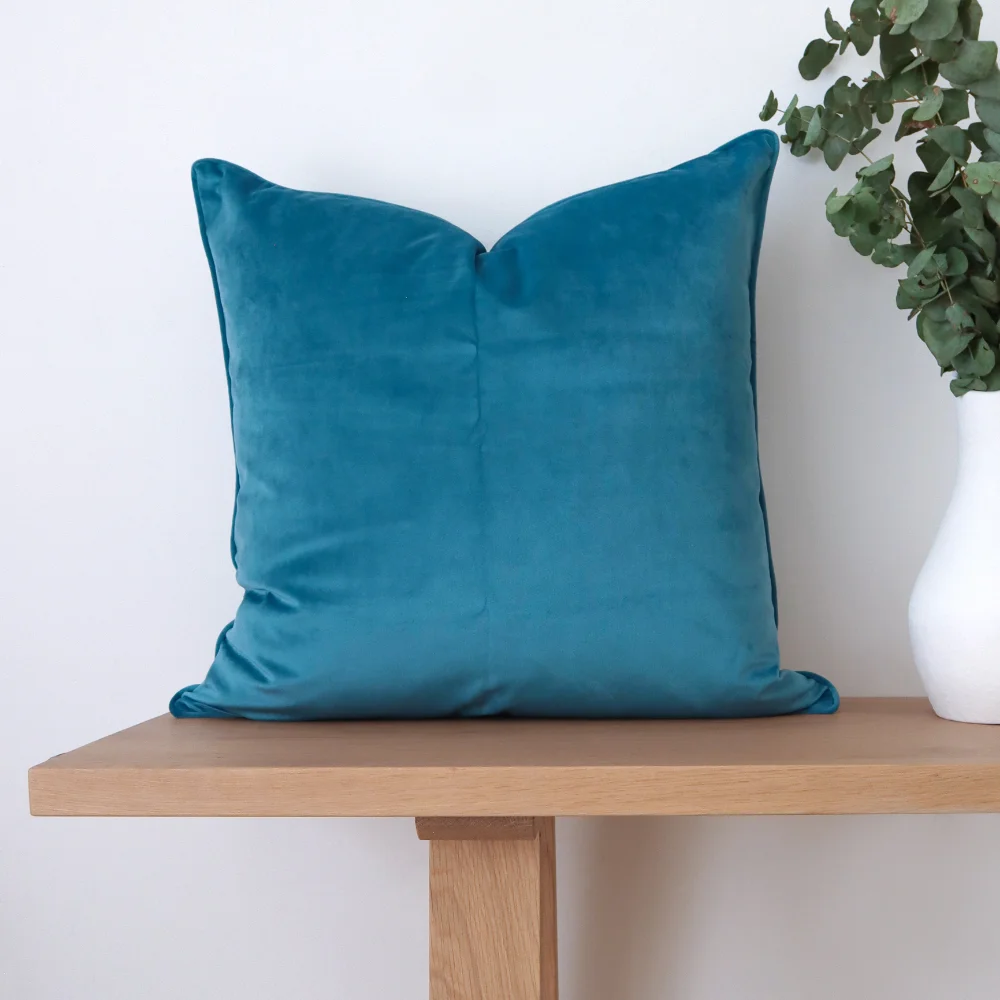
[{"xmin": 28, "ymin": 698, "xmax": 1000, "ymax": 817}]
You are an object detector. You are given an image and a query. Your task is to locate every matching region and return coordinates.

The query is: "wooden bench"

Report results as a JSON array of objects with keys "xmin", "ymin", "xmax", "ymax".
[{"xmin": 29, "ymin": 698, "xmax": 1000, "ymax": 1000}]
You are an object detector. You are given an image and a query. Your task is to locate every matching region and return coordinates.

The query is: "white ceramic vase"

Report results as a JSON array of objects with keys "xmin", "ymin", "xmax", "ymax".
[{"xmin": 910, "ymin": 389, "xmax": 1000, "ymax": 723}]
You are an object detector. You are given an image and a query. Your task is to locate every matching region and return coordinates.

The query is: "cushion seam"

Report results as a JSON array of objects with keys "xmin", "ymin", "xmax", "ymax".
[
  {"xmin": 472, "ymin": 248, "xmax": 494, "ymax": 705},
  {"xmin": 191, "ymin": 163, "xmax": 241, "ymax": 569},
  {"xmin": 747, "ymin": 132, "xmax": 780, "ymax": 629}
]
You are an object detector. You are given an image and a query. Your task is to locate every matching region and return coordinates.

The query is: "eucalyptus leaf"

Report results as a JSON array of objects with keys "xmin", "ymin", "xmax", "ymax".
[
  {"xmin": 855, "ymin": 0, "xmax": 890, "ymax": 37},
  {"xmin": 824, "ymin": 134, "xmax": 852, "ymax": 168},
  {"xmin": 779, "ymin": 94, "xmax": 800, "ymax": 125},
  {"xmin": 919, "ymin": 136, "xmax": 950, "ymax": 172},
  {"xmin": 946, "ymin": 16, "xmax": 966, "ymax": 41},
  {"xmin": 951, "ymin": 184, "xmax": 987, "ymax": 227},
  {"xmin": 834, "ymin": 107, "xmax": 865, "ymax": 140},
  {"xmin": 918, "ymin": 311, "xmax": 977, "ymax": 363},
  {"xmin": 909, "ymin": 244, "xmax": 940, "ymax": 276},
  {"xmin": 912, "ymin": 196, "xmax": 938, "ymax": 239},
  {"xmin": 805, "ymin": 106, "xmax": 826, "ymax": 146},
  {"xmin": 928, "ymin": 155, "xmax": 958, "ymax": 191},
  {"xmin": 852, "ymin": 127, "xmax": 883, "ymax": 152},
  {"xmin": 939, "ymin": 88, "xmax": 971, "ymax": 124},
  {"xmin": 947, "ymin": 302, "xmax": 975, "ymax": 328},
  {"xmin": 901, "ymin": 53, "xmax": 931, "ymax": 72},
  {"xmin": 895, "ymin": 106, "xmax": 921, "ymax": 140},
  {"xmin": 872, "ymin": 240, "xmax": 908, "ymax": 265},
  {"xmin": 892, "ymin": 67, "xmax": 931, "ymax": 100},
  {"xmin": 861, "ymin": 76, "xmax": 892, "ymax": 104},
  {"xmin": 969, "ymin": 121, "xmax": 989, "ymax": 150},
  {"xmin": 961, "ymin": 0, "xmax": 985, "ymax": 38},
  {"xmin": 970, "ymin": 67, "xmax": 1000, "ymax": 98},
  {"xmin": 850, "ymin": 229, "xmax": 881, "ymax": 255},
  {"xmin": 964, "ymin": 160, "xmax": 1000, "ymax": 194},
  {"xmin": 954, "ymin": 289, "xmax": 997, "ymax": 334},
  {"xmin": 927, "ymin": 124, "xmax": 971, "ymax": 159},
  {"xmin": 867, "ymin": 165, "xmax": 898, "ymax": 195},
  {"xmin": 946, "ymin": 247, "xmax": 970, "ymax": 274},
  {"xmin": 976, "ymin": 96, "xmax": 1000, "ymax": 130},
  {"xmin": 826, "ymin": 189, "xmax": 853, "ymax": 215},
  {"xmin": 800, "ymin": 39, "xmax": 839, "ymax": 80},
  {"xmin": 899, "ymin": 281, "xmax": 927, "ymax": 309},
  {"xmin": 914, "ymin": 86, "xmax": 946, "ymax": 119},
  {"xmin": 883, "ymin": 0, "xmax": 930, "ymax": 22},
  {"xmin": 790, "ymin": 138, "xmax": 811, "ymax": 156},
  {"xmin": 854, "ymin": 190, "xmax": 882, "ymax": 224},
  {"xmin": 910, "ymin": 0, "xmax": 961, "ymax": 41},
  {"xmin": 971, "ymin": 273, "xmax": 1000, "ymax": 299},
  {"xmin": 974, "ymin": 339, "xmax": 996, "ymax": 374},
  {"xmin": 826, "ymin": 8, "xmax": 847, "ymax": 39},
  {"xmin": 910, "ymin": 276, "xmax": 943, "ymax": 299},
  {"xmin": 954, "ymin": 337, "xmax": 996, "ymax": 375},
  {"xmin": 967, "ymin": 224, "xmax": 998, "ymax": 261},
  {"xmin": 830, "ymin": 206, "xmax": 856, "ymax": 235},
  {"xmin": 940, "ymin": 39, "xmax": 999, "ymax": 85},
  {"xmin": 881, "ymin": 29, "xmax": 920, "ymax": 76},
  {"xmin": 951, "ymin": 376, "xmax": 988, "ymax": 395},
  {"xmin": 827, "ymin": 75, "xmax": 860, "ymax": 110},
  {"xmin": 850, "ymin": 22, "xmax": 876, "ymax": 54},
  {"xmin": 926, "ymin": 38, "xmax": 961, "ymax": 60},
  {"xmin": 984, "ymin": 129, "xmax": 1000, "ymax": 154},
  {"xmin": 860, "ymin": 153, "xmax": 896, "ymax": 175}
]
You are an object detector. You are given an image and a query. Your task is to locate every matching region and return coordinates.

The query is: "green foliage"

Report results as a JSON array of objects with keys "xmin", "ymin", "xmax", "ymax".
[
  {"xmin": 800, "ymin": 39, "xmax": 840, "ymax": 79},
  {"xmin": 940, "ymin": 39, "xmax": 998, "ymax": 83},
  {"xmin": 766, "ymin": 0, "xmax": 1000, "ymax": 394}
]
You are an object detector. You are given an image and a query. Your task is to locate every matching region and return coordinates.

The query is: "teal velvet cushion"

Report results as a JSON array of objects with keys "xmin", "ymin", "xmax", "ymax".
[{"xmin": 171, "ymin": 129, "xmax": 838, "ymax": 720}]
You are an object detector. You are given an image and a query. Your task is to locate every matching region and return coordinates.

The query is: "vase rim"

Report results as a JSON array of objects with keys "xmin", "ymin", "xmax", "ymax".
[{"xmin": 954, "ymin": 388, "xmax": 1000, "ymax": 405}]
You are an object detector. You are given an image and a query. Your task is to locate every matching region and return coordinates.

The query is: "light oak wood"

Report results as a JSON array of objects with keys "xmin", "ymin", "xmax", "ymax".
[
  {"xmin": 423, "ymin": 817, "xmax": 557, "ymax": 1000},
  {"xmin": 538, "ymin": 818, "xmax": 557, "ymax": 1000},
  {"xmin": 28, "ymin": 699, "xmax": 1000, "ymax": 816},
  {"xmin": 417, "ymin": 817, "xmax": 540, "ymax": 840}
]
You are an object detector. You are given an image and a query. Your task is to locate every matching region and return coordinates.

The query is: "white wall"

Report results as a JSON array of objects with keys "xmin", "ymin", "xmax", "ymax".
[{"xmin": 4, "ymin": 2, "xmax": 1000, "ymax": 997}]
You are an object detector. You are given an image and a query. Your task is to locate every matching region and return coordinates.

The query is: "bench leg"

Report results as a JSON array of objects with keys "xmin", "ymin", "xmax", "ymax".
[{"xmin": 415, "ymin": 817, "xmax": 558, "ymax": 1000}]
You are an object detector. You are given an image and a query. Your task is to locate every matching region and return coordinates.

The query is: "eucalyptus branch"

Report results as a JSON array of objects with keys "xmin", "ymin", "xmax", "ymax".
[{"xmin": 761, "ymin": 0, "xmax": 1000, "ymax": 395}]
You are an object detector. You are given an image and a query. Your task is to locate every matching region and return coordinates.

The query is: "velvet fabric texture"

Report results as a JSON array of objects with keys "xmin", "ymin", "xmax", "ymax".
[{"xmin": 171, "ymin": 130, "xmax": 838, "ymax": 720}]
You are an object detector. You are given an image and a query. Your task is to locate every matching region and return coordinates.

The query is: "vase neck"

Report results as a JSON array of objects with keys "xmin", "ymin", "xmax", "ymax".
[{"xmin": 956, "ymin": 391, "xmax": 1000, "ymax": 484}]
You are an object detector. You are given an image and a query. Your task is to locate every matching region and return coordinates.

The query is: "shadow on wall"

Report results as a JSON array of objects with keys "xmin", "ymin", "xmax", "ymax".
[
  {"xmin": 562, "ymin": 818, "xmax": 693, "ymax": 1000},
  {"xmin": 560, "ymin": 814, "xmax": 1000, "ymax": 1000},
  {"xmin": 755, "ymin": 196, "xmax": 957, "ymax": 697}
]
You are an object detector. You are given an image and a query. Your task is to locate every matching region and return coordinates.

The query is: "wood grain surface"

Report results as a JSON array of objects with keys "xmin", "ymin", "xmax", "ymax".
[
  {"xmin": 28, "ymin": 699, "xmax": 1000, "ymax": 816},
  {"xmin": 417, "ymin": 817, "xmax": 541, "ymax": 840},
  {"xmin": 424, "ymin": 817, "xmax": 557, "ymax": 1000}
]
